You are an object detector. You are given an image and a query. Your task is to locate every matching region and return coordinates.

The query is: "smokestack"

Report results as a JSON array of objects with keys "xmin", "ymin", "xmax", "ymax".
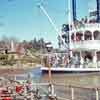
[
  {"xmin": 72, "ymin": 0, "xmax": 76, "ymax": 22},
  {"xmin": 96, "ymin": 0, "xmax": 100, "ymax": 22}
]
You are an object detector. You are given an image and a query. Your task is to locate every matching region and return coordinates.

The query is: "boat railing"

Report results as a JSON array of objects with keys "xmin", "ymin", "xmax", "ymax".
[
  {"xmin": 40, "ymin": 51, "xmax": 100, "ymax": 69},
  {"xmin": 65, "ymin": 62, "xmax": 100, "ymax": 69},
  {"xmin": 45, "ymin": 58, "xmax": 100, "ymax": 68},
  {"xmin": 71, "ymin": 40, "xmax": 100, "ymax": 50},
  {"xmin": 42, "ymin": 55, "xmax": 100, "ymax": 69},
  {"xmin": 70, "ymin": 23, "xmax": 100, "ymax": 31},
  {"xmin": 85, "ymin": 23, "xmax": 100, "ymax": 28}
]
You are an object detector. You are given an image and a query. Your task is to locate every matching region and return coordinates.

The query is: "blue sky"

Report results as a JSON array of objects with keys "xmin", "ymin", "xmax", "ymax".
[{"xmin": 0, "ymin": 0, "xmax": 96, "ymax": 47}]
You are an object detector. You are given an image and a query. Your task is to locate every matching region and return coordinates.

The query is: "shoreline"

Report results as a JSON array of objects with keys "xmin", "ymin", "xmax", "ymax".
[{"xmin": 0, "ymin": 64, "xmax": 40, "ymax": 75}]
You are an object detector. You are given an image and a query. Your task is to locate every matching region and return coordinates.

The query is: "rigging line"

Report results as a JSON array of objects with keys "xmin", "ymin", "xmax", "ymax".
[{"xmin": 38, "ymin": 4, "xmax": 68, "ymax": 48}]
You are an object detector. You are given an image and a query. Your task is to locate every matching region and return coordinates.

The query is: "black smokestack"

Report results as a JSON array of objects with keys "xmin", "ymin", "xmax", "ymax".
[
  {"xmin": 96, "ymin": 0, "xmax": 100, "ymax": 22},
  {"xmin": 72, "ymin": 0, "xmax": 76, "ymax": 22}
]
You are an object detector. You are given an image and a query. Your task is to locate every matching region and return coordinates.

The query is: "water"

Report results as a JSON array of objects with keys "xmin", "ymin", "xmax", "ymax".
[
  {"xmin": 32, "ymin": 69, "xmax": 100, "ymax": 100},
  {"xmin": 24, "ymin": 67, "xmax": 100, "ymax": 99},
  {"xmin": 6, "ymin": 67, "xmax": 100, "ymax": 100},
  {"xmin": 17, "ymin": 67, "xmax": 100, "ymax": 87},
  {"xmin": 41, "ymin": 72, "xmax": 100, "ymax": 87}
]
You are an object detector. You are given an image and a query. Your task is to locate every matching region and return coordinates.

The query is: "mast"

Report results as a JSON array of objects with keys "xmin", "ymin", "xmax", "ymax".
[
  {"xmin": 38, "ymin": 4, "xmax": 67, "ymax": 48},
  {"xmin": 38, "ymin": 5, "xmax": 59, "ymax": 34}
]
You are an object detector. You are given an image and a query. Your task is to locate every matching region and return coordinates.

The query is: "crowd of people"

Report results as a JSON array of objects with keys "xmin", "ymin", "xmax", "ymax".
[{"xmin": 43, "ymin": 53, "xmax": 81, "ymax": 68}]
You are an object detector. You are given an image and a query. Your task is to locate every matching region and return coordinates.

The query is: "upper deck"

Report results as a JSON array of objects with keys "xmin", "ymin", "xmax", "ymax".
[
  {"xmin": 70, "ymin": 23, "xmax": 100, "ymax": 33},
  {"xmin": 69, "ymin": 23, "xmax": 100, "ymax": 51}
]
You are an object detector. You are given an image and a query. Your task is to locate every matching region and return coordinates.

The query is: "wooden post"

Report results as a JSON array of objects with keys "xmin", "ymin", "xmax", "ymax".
[
  {"xmin": 51, "ymin": 84, "xmax": 54, "ymax": 95},
  {"xmin": 48, "ymin": 54, "xmax": 52, "ymax": 83},
  {"xmin": 48, "ymin": 64, "xmax": 52, "ymax": 83},
  {"xmin": 23, "ymin": 83, "xmax": 27, "ymax": 97},
  {"xmin": 96, "ymin": 88, "xmax": 99, "ymax": 100},
  {"xmin": 71, "ymin": 87, "xmax": 74, "ymax": 100}
]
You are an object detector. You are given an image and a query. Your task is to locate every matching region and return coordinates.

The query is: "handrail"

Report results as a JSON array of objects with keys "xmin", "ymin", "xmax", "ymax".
[
  {"xmin": 27, "ymin": 81, "xmax": 100, "ymax": 90},
  {"xmin": 71, "ymin": 40, "xmax": 100, "ymax": 50},
  {"xmin": 0, "ymin": 77, "xmax": 100, "ymax": 100},
  {"xmin": 2, "ymin": 76, "xmax": 100, "ymax": 91},
  {"xmin": 70, "ymin": 23, "xmax": 100, "ymax": 31},
  {"xmin": 0, "ymin": 81, "xmax": 100, "ymax": 100},
  {"xmin": 53, "ymin": 83, "xmax": 100, "ymax": 90}
]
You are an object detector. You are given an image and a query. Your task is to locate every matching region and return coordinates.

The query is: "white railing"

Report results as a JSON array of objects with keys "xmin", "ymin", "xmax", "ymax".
[
  {"xmin": 71, "ymin": 40, "xmax": 100, "ymax": 50},
  {"xmin": 85, "ymin": 23, "xmax": 100, "ymax": 28},
  {"xmin": 70, "ymin": 23, "xmax": 100, "ymax": 32}
]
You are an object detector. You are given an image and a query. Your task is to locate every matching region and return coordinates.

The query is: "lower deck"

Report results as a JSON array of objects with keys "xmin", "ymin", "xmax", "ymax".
[{"xmin": 41, "ymin": 67, "xmax": 100, "ymax": 73}]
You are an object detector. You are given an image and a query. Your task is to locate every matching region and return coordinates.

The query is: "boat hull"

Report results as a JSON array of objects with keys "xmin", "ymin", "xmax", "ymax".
[{"xmin": 41, "ymin": 67, "xmax": 100, "ymax": 73}]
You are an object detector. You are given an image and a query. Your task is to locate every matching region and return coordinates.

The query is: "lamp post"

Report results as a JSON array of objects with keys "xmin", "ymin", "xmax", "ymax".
[{"xmin": 45, "ymin": 42, "xmax": 53, "ymax": 83}]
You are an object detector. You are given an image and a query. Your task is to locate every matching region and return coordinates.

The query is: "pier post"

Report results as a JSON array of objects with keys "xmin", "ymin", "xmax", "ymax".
[
  {"xmin": 51, "ymin": 84, "xmax": 54, "ymax": 96},
  {"xmin": 48, "ymin": 66, "xmax": 52, "ymax": 83},
  {"xmin": 48, "ymin": 83, "xmax": 57, "ymax": 100},
  {"xmin": 48, "ymin": 84, "xmax": 55, "ymax": 95},
  {"xmin": 71, "ymin": 87, "xmax": 74, "ymax": 100},
  {"xmin": 95, "ymin": 88, "xmax": 99, "ymax": 100}
]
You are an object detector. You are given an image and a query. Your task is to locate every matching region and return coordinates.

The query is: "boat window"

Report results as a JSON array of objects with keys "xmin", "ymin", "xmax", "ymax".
[
  {"xmin": 84, "ymin": 51, "xmax": 93, "ymax": 62},
  {"xmin": 84, "ymin": 31, "xmax": 92, "ymax": 40},
  {"xmin": 93, "ymin": 31, "xmax": 100, "ymax": 40},
  {"xmin": 76, "ymin": 32, "xmax": 83, "ymax": 41}
]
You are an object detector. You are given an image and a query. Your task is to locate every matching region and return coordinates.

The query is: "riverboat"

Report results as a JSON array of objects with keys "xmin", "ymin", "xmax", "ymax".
[{"xmin": 40, "ymin": 0, "xmax": 100, "ymax": 73}]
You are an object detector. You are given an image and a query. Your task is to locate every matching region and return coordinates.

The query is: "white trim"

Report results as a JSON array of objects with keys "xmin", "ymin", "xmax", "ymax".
[{"xmin": 41, "ymin": 67, "xmax": 100, "ymax": 72}]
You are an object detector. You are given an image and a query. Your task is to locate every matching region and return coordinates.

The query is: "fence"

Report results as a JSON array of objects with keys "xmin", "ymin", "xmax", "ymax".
[
  {"xmin": 31, "ymin": 82, "xmax": 100, "ymax": 100},
  {"xmin": 0, "ymin": 81, "xmax": 100, "ymax": 100}
]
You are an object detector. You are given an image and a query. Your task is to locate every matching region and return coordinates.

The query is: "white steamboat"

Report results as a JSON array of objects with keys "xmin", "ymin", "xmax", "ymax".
[{"xmin": 40, "ymin": 0, "xmax": 100, "ymax": 72}]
